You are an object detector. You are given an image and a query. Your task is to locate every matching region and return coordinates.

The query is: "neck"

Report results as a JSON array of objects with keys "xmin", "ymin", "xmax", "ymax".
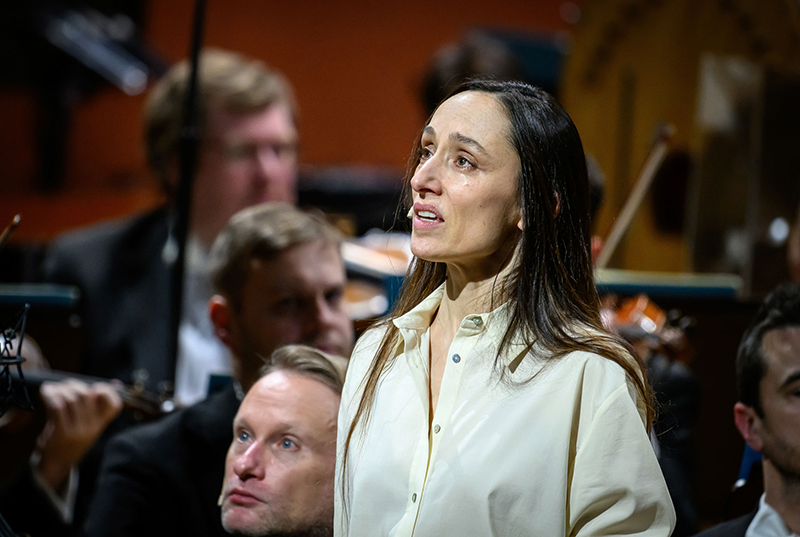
[
  {"xmin": 763, "ymin": 459, "xmax": 800, "ymax": 533},
  {"xmin": 167, "ymin": 195, "xmax": 216, "ymax": 250},
  {"xmin": 436, "ymin": 248, "xmax": 516, "ymax": 334}
]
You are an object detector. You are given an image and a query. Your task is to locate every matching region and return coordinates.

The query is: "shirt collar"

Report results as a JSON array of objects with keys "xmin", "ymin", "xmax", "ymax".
[
  {"xmin": 392, "ymin": 282, "xmax": 530, "ymax": 370},
  {"xmin": 392, "ymin": 284, "xmax": 446, "ymax": 331},
  {"xmin": 747, "ymin": 494, "xmax": 799, "ymax": 537}
]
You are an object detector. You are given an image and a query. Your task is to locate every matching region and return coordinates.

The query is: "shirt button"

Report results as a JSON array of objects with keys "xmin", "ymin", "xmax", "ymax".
[
  {"xmin": 452, "ymin": 354, "xmax": 461, "ymax": 363},
  {"xmin": 412, "ymin": 493, "xmax": 417, "ymax": 502},
  {"xmin": 473, "ymin": 317, "xmax": 483, "ymax": 327},
  {"xmin": 434, "ymin": 424, "xmax": 441, "ymax": 433}
]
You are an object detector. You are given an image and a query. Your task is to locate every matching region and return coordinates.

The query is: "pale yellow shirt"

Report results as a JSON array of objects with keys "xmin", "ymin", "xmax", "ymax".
[{"xmin": 335, "ymin": 284, "xmax": 675, "ymax": 536}]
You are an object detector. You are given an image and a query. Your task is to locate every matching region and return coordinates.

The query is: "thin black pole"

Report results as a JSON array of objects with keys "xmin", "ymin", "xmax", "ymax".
[{"xmin": 169, "ymin": 0, "xmax": 208, "ymax": 377}]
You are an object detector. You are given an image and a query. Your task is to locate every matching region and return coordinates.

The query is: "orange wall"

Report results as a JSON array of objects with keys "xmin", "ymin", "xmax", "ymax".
[
  {"xmin": 147, "ymin": 0, "xmax": 570, "ymax": 168},
  {"xmin": 0, "ymin": 1, "xmax": 573, "ymax": 239}
]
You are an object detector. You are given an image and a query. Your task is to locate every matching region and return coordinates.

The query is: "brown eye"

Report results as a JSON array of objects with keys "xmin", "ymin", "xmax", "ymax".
[{"xmin": 456, "ymin": 156, "xmax": 474, "ymax": 168}]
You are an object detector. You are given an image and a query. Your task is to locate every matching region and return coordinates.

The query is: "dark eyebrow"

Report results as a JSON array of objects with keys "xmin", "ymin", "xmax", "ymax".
[
  {"xmin": 450, "ymin": 132, "xmax": 487, "ymax": 155},
  {"xmin": 779, "ymin": 370, "xmax": 800, "ymax": 390},
  {"xmin": 422, "ymin": 126, "xmax": 487, "ymax": 156}
]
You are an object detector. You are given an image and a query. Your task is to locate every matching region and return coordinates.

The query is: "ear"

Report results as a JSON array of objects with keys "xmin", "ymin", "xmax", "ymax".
[
  {"xmin": 734, "ymin": 402, "xmax": 765, "ymax": 452},
  {"xmin": 515, "ymin": 202, "xmax": 525, "ymax": 231},
  {"xmin": 209, "ymin": 295, "xmax": 235, "ymax": 350}
]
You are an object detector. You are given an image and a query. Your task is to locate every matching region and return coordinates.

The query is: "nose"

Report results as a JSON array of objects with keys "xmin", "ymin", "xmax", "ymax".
[
  {"xmin": 303, "ymin": 296, "xmax": 345, "ymax": 348},
  {"xmin": 234, "ymin": 442, "xmax": 266, "ymax": 481},
  {"xmin": 254, "ymin": 145, "xmax": 283, "ymax": 183},
  {"xmin": 410, "ymin": 153, "xmax": 442, "ymax": 197},
  {"xmin": 253, "ymin": 144, "xmax": 298, "ymax": 203}
]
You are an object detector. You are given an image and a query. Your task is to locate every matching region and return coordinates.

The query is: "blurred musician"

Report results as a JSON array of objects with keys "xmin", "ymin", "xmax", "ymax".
[
  {"xmin": 43, "ymin": 48, "xmax": 299, "ymax": 405},
  {"xmin": 0, "ymin": 49, "xmax": 299, "ymax": 536},
  {"xmin": 83, "ymin": 203, "xmax": 353, "ymax": 537}
]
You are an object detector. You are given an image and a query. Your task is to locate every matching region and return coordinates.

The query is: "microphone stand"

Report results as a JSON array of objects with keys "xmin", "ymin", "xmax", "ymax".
[{"xmin": 168, "ymin": 0, "xmax": 208, "ymax": 377}]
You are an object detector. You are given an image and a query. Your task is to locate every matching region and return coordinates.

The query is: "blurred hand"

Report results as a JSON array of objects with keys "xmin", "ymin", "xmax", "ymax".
[{"xmin": 36, "ymin": 380, "xmax": 123, "ymax": 491}]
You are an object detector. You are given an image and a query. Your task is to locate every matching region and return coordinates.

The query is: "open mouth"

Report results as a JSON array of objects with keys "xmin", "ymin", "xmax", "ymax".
[
  {"xmin": 413, "ymin": 204, "xmax": 443, "ymax": 224},
  {"xmin": 416, "ymin": 210, "xmax": 440, "ymax": 222}
]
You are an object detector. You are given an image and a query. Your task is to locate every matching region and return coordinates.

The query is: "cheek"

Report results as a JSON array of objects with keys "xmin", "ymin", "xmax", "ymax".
[
  {"xmin": 286, "ymin": 461, "xmax": 335, "ymax": 505},
  {"xmin": 223, "ymin": 442, "xmax": 246, "ymax": 480},
  {"xmin": 255, "ymin": 318, "xmax": 304, "ymax": 350},
  {"xmin": 269, "ymin": 165, "xmax": 296, "ymax": 186},
  {"xmin": 206, "ymin": 162, "xmax": 256, "ymax": 200},
  {"xmin": 336, "ymin": 319, "xmax": 355, "ymax": 347},
  {"xmin": 458, "ymin": 184, "xmax": 517, "ymax": 223},
  {"xmin": 223, "ymin": 166, "xmax": 257, "ymax": 195},
  {"xmin": 236, "ymin": 309, "xmax": 286, "ymax": 353}
]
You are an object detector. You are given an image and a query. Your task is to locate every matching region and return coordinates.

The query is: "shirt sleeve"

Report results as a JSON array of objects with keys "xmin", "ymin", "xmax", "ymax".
[
  {"xmin": 29, "ymin": 453, "xmax": 79, "ymax": 524},
  {"xmin": 568, "ymin": 383, "xmax": 676, "ymax": 536}
]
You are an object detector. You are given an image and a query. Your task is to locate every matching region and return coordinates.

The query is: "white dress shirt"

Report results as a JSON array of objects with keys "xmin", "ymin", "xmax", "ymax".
[
  {"xmin": 746, "ymin": 494, "xmax": 800, "ymax": 537},
  {"xmin": 172, "ymin": 237, "xmax": 233, "ymax": 406},
  {"xmin": 335, "ymin": 284, "xmax": 675, "ymax": 537}
]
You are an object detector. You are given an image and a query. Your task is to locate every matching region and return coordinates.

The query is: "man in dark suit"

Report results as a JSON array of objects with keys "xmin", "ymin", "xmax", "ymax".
[
  {"xmin": 43, "ymin": 48, "xmax": 299, "ymax": 402},
  {"xmin": 696, "ymin": 283, "xmax": 800, "ymax": 536},
  {"xmin": 0, "ymin": 51, "xmax": 300, "ymax": 536},
  {"xmin": 82, "ymin": 202, "xmax": 354, "ymax": 537}
]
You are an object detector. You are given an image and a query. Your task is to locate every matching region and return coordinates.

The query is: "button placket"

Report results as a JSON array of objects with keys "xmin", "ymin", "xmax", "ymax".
[
  {"xmin": 397, "ymin": 327, "xmax": 434, "ymax": 530},
  {"xmin": 428, "ymin": 336, "xmax": 470, "ymax": 469}
]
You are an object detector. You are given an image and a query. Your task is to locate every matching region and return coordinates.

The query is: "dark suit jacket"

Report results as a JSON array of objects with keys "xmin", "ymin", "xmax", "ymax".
[
  {"xmin": 693, "ymin": 510, "xmax": 756, "ymax": 537},
  {"xmin": 648, "ymin": 353, "xmax": 701, "ymax": 537},
  {"xmin": 83, "ymin": 386, "xmax": 240, "ymax": 537},
  {"xmin": 42, "ymin": 207, "xmax": 174, "ymax": 391},
  {"xmin": 0, "ymin": 461, "xmax": 78, "ymax": 536}
]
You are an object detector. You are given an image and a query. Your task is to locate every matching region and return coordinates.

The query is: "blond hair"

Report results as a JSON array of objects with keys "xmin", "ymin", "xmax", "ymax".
[
  {"xmin": 259, "ymin": 344, "xmax": 348, "ymax": 395},
  {"xmin": 144, "ymin": 48, "xmax": 297, "ymax": 185}
]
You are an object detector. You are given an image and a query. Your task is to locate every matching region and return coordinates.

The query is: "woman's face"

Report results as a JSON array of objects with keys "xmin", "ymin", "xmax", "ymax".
[{"xmin": 410, "ymin": 91, "xmax": 522, "ymax": 274}]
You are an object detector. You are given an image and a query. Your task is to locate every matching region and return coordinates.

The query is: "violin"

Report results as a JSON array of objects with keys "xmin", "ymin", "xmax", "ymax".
[
  {"xmin": 9, "ymin": 368, "xmax": 177, "ymax": 420},
  {"xmin": 603, "ymin": 294, "xmax": 695, "ymax": 364}
]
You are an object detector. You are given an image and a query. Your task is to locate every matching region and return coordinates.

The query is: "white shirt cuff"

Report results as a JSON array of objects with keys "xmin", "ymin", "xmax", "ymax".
[{"xmin": 29, "ymin": 452, "xmax": 78, "ymax": 524}]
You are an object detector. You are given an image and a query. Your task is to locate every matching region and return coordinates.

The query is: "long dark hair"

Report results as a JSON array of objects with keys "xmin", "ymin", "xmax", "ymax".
[{"xmin": 341, "ymin": 78, "xmax": 653, "ymax": 511}]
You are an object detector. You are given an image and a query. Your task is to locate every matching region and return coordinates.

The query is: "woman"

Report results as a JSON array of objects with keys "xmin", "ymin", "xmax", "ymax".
[{"xmin": 335, "ymin": 79, "xmax": 675, "ymax": 536}]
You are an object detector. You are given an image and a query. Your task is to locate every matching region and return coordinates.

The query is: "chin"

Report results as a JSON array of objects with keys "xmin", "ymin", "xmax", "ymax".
[
  {"xmin": 221, "ymin": 511, "xmax": 263, "ymax": 537},
  {"xmin": 410, "ymin": 244, "xmax": 439, "ymax": 262},
  {"xmin": 410, "ymin": 239, "xmax": 452, "ymax": 262}
]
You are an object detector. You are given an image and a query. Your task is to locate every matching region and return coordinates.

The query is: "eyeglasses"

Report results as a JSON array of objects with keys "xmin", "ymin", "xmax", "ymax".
[{"xmin": 208, "ymin": 139, "xmax": 299, "ymax": 162}]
